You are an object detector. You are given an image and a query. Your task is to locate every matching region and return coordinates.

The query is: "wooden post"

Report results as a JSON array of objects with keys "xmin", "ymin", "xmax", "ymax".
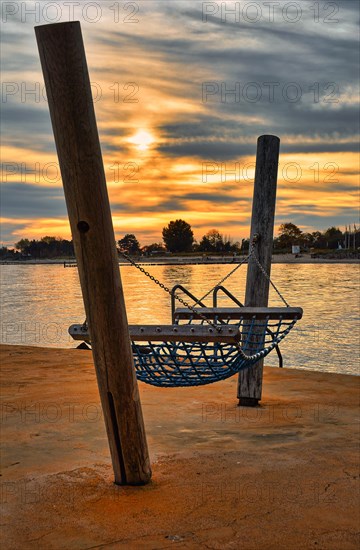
[
  {"xmin": 237, "ymin": 135, "xmax": 280, "ymax": 407},
  {"xmin": 35, "ymin": 22, "xmax": 151, "ymax": 485}
]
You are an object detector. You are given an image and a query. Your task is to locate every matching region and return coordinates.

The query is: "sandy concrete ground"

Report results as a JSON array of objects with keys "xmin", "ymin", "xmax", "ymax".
[{"xmin": 1, "ymin": 345, "xmax": 359, "ymax": 549}]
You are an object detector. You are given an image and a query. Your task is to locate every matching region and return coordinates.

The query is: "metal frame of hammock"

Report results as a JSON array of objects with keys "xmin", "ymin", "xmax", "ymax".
[{"xmin": 69, "ymin": 242, "xmax": 303, "ymax": 388}]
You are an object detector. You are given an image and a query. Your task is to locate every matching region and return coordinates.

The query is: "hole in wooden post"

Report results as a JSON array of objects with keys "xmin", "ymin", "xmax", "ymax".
[{"xmin": 77, "ymin": 220, "xmax": 90, "ymax": 233}]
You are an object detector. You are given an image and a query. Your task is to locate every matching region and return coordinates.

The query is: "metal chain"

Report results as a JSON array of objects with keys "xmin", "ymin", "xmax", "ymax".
[
  {"xmin": 251, "ymin": 251, "xmax": 290, "ymax": 307},
  {"xmin": 118, "ymin": 238, "xmax": 290, "ymax": 333},
  {"xmin": 119, "ymin": 250, "xmax": 222, "ymax": 331},
  {"xmin": 196, "ymin": 243, "xmax": 255, "ymax": 304},
  {"xmin": 84, "ymin": 241, "xmax": 292, "ymax": 361}
]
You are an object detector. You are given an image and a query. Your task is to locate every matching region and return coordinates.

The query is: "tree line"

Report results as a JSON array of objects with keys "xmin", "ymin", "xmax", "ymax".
[
  {"xmin": 118, "ymin": 221, "xmax": 241, "ymax": 255},
  {"xmin": 1, "ymin": 236, "xmax": 74, "ymax": 259},
  {"xmin": 119, "ymin": 221, "xmax": 359, "ymax": 255},
  {"xmin": 1, "ymin": 221, "xmax": 358, "ymax": 260},
  {"xmin": 273, "ymin": 223, "xmax": 359, "ymax": 251}
]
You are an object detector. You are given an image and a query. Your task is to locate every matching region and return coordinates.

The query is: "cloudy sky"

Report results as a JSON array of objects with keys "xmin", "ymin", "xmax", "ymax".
[{"xmin": 1, "ymin": 0, "xmax": 359, "ymax": 246}]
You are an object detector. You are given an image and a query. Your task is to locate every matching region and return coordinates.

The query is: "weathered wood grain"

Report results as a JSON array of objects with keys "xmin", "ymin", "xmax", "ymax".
[
  {"xmin": 174, "ymin": 307, "xmax": 302, "ymax": 320},
  {"xmin": 69, "ymin": 323, "xmax": 243, "ymax": 343},
  {"xmin": 237, "ymin": 135, "xmax": 280, "ymax": 406},
  {"xmin": 35, "ymin": 22, "xmax": 151, "ymax": 485}
]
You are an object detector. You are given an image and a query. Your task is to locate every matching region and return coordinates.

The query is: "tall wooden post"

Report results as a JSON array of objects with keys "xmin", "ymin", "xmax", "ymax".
[
  {"xmin": 35, "ymin": 22, "xmax": 151, "ymax": 485},
  {"xmin": 237, "ymin": 135, "xmax": 280, "ymax": 407}
]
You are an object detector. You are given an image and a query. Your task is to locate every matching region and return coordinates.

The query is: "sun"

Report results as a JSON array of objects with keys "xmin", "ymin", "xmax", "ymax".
[{"xmin": 128, "ymin": 130, "xmax": 154, "ymax": 151}]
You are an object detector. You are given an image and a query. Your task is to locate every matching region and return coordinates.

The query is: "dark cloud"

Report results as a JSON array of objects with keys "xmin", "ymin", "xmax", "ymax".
[
  {"xmin": 159, "ymin": 142, "xmax": 254, "ymax": 160},
  {"xmin": 159, "ymin": 139, "xmax": 359, "ymax": 160},
  {"xmin": 281, "ymin": 142, "xmax": 359, "ymax": 154},
  {"xmin": 0, "ymin": 221, "xmax": 29, "ymax": 246},
  {"xmin": 1, "ymin": 103, "xmax": 55, "ymax": 153},
  {"xmin": 101, "ymin": 142, "xmax": 126, "ymax": 153},
  {"xmin": 181, "ymin": 192, "xmax": 250, "ymax": 204},
  {"xmin": 0, "ymin": 183, "xmax": 66, "ymax": 219},
  {"xmin": 112, "ymin": 192, "xmax": 250, "ymax": 214},
  {"xmin": 278, "ymin": 211, "xmax": 359, "ymax": 230}
]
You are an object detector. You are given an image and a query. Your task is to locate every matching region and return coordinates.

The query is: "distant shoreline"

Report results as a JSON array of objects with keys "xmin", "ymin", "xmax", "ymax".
[{"xmin": 1, "ymin": 253, "xmax": 359, "ymax": 266}]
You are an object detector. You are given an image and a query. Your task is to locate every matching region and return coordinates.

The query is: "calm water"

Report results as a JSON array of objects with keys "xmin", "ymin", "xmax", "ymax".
[{"xmin": 1, "ymin": 263, "xmax": 359, "ymax": 375}]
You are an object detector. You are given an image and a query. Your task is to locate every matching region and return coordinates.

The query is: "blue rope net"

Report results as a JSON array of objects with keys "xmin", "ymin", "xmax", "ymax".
[{"xmin": 132, "ymin": 315, "xmax": 298, "ymax": 387}]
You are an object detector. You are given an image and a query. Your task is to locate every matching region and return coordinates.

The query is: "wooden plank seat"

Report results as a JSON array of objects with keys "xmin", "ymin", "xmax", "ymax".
[
  {"xmin": 69, "ymin": 324, "xmax": 242, "ymax": 344},
  {"xmin": 174, "ymin": 307, "xmax": 303, "ymax": 321}
]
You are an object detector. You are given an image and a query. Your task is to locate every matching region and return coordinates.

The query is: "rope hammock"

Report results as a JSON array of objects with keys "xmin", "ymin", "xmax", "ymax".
[
  {"xmin": 132, "ymin": 311, "xmax": 300, "ymax": 387},
  {"xmin": 69, "ymin": 240, "xmax": 302, "ymax": 387}
]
